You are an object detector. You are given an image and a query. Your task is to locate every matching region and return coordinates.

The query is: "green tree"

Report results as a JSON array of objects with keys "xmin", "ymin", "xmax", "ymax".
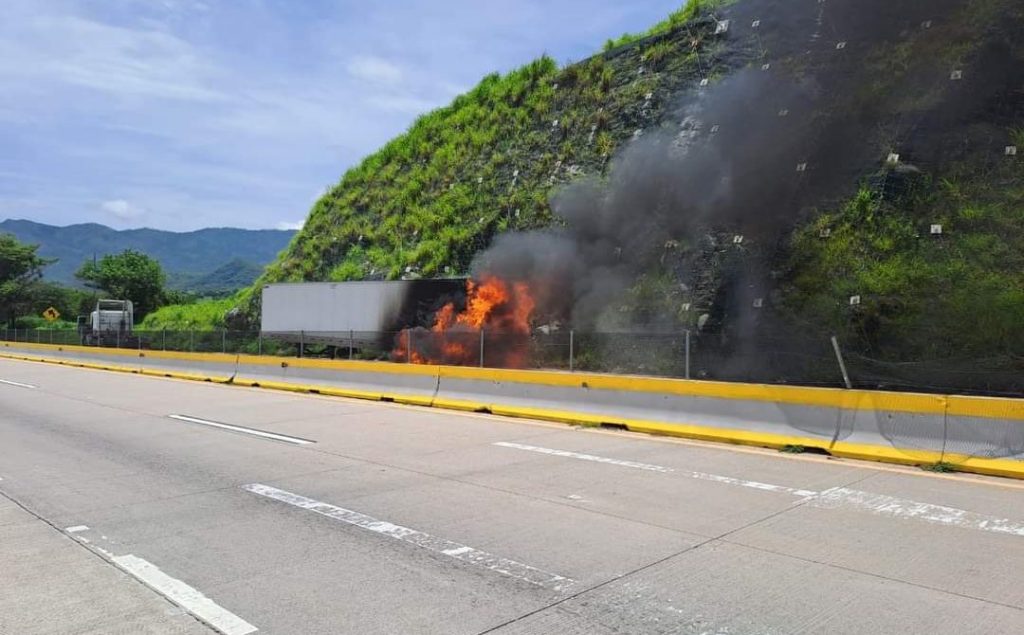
[
  {"xmin": 25, "ymin": 281, "xmax": 92, "ymax": 323},
  {"xmin": 0, "ymin": 234, "xmax": 53, "ymax": 326},
  {"xmin": 76, "ymin": 250, "xmax": 167, "ymax": 319}
]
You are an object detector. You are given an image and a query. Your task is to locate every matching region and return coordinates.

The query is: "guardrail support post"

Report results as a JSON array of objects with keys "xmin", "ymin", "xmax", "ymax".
[
  {"xmin": 685, "ymin": 330, "xmax": 691, "ymax": 380},
  {"xmin": 569, "ymin": 329, "xmax": 575, "ymax": 372},
  {"xmin": 479, "ymin": 329, "xmax": 485, "ymax": 368},
  {"xmin": 831, "ymin": 335, "xmax": 853, "ymax": 389}
]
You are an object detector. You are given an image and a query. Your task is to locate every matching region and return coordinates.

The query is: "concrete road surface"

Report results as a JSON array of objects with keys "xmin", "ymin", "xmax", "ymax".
[{"xmin": 2, "ymin": 357, "xmax": 1023, "ymax": 635}]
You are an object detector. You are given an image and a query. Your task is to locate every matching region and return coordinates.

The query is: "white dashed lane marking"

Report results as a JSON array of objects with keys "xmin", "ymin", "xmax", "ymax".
[
  {"xmin": 112, "ymin": 555, "xmax": 258, "ymax": 635},
  {"xmin": 813, "ymin": 487, "xmax": 1024, "ymax": 537},
  {"xmin": 169, "ymin": 414, "xmax": 314, "ymax": 445},
  {"xmin": 493, "ymin": 441, "xmax": 817, "ymax": 496},
  {"xmin": 243, "ymin": 483, "xmax": 574, "ymax": 591},
  {"xmin": 0, "ymin": 378, "xmax": 36, "ymax": 389},
  {"xmin": 492, "ymin": 442, "xmax": 1024, "ymax": 537}
]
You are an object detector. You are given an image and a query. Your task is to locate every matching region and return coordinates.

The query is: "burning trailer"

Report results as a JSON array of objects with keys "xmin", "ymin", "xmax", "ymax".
[
  {"xmin": 393, "ymin": 275, "xmax": 536, "ymax": 368},
  {"xmin": 261, "ymin": 276, "xmax": 544, "ymax": 367},
  {"xmin": 260, "ymin": 279, "xmax": 467, "ymax": 355}
]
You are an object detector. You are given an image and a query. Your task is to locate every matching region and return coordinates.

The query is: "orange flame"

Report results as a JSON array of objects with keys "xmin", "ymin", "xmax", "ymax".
[{"xmin": 394, "ymin": 276, "xmax": 535, "ymax": 367}]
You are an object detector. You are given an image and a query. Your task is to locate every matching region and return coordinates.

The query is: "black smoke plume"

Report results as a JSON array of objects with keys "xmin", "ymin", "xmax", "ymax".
[{"xmin": 470, "ymin": 0, "xmax": 1017, "ymax": 335}]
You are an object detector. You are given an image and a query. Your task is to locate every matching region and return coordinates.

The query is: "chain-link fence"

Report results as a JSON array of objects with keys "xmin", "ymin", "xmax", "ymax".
[{"xmin": 6, "ymin": 326, "xmax": 1021, "ymax": 396}]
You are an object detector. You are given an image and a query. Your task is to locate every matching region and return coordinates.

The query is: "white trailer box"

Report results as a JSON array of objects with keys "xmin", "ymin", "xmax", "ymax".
[{"xmin": 260, "ymin": 280, "xmax": 466, "ymax": 345}]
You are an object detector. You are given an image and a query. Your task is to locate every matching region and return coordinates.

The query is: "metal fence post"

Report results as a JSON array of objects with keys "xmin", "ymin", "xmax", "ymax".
[
  {"xmin": 830, "ymin": 335, "xmax": 853, "ymax": 389},
  {"xmin": 116, "ymin": 328, "xmax": 120, "ymax": 349},
  {"xmin": 479, "ymin": 329, "xmax": 485, "ymax": 368},
  {"xmin": 222, "ymin": 329, "xmax": 226, "ymax": 354},
  {"xmin": 258, "ymin": 331, "xmax": 263, "ymax": 356},
  {"xmin": 569, "ymin": 329, "xmax": 575, "ymax": 372},
  {"xmin": 189, "ymin": 329, "xmax": 194, "ymax": 352},
  {"xmin": 685, "ymin": 330, "xmax": 691, "ymax": 380},
  {"xmin": 349, "ymin": 330, "xmax": 354, "ymax": 360},
  {"xmin": 406, "ymin": 329, "xmax": 413, "ymax": 363},
  {"xmin": 299, "ymin": 330, "xmax": 304, "ymax": 358},
  {"xmin": 162, "ymin": 329, "xmax": 166, "ymax": 351}
]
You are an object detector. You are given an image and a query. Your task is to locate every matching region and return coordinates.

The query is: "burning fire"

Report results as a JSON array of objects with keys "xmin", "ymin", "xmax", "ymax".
[{"xmin": 394, "ymin": 275, "xmax": 536, "ymax": 367}]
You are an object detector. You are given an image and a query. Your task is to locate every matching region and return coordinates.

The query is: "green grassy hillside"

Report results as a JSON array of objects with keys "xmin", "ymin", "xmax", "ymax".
[
  {"xmin": 251, "ymin": 0, "xmax": 732, "ymax": 292},
  {"xmin": 237, "ymin": 0, "xmax": 1023, "ymax": 391}
]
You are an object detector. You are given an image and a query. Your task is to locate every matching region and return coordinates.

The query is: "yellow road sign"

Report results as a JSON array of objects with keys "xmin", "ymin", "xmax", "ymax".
[{"xmin": 42, "ymin": 307, "xmax": 60, "ymax": 322}]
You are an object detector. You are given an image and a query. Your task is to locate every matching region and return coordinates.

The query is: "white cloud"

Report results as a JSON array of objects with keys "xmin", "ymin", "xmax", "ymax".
[
  {"xmin": 159, "ymin": 0, "xmax": 210, "ymax": 13},
  {"xmin": 346, "ymin": 55, "xmax": 403, "ymax": 85},
  {"xmin": 0, "ymin": 13, "xmax": 224, "ymax": 103},
  {"xmin": 0, "ymin": 0, "xmax": 685, "ymax": 231},
  {"xmin": 101, "ymin": 199, "xmax": 145, "ymax": 220},
  {"xmin": 276, "ymin": 220, "xmax": 304, "ymax": 231}
]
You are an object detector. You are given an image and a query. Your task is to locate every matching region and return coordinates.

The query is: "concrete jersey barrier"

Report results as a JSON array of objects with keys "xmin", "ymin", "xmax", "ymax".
[{"xmin": 3, "ymin": 341, "xmax": 1022, "ymax": 479}]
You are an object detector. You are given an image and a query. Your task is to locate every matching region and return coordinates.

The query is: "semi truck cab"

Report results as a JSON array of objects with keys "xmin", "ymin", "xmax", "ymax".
[{"xmin": 79, "ymin": 299, "xmax": 135, "ymax": 347}]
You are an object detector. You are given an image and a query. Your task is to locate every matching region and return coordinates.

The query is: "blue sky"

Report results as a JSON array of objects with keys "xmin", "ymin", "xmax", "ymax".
[{"xmin": 0, "ymin": 0, "xmax": 680, "ymax": 232}]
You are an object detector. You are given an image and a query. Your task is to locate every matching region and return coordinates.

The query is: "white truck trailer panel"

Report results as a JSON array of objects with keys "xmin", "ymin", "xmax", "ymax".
[{"xmin": 261, "ymin": 281, "xmax": 411, "ymax": 334}]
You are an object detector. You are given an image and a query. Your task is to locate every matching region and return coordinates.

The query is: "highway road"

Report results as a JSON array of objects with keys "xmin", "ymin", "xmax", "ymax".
[{"xmin": 2, "ymin": 357, "xmax": 1024, "ymax": 635}]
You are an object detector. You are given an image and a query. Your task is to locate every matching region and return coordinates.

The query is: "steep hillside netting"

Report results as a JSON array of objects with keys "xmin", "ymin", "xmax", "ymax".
[{"xmin": 246, "ymin": 0, "xmax": 1024, "ymax": 394}]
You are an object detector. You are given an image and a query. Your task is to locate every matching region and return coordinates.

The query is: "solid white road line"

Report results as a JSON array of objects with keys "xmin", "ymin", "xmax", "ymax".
[
  {"xmin": 243, "ymin": 483, "xmax": 575, "ymax": 591},
  {"xmin": 65, "ymin": 525, "xmax": 89, "ymax": 533},
  {"xmin": 813, "ymin": 487, "xmax": 1024, "ymax": 537},
  {"xmin": 112, "ymin": 554, "xmax": 257, "ymax": 635},
  {"xmin": 493, "ymin": 441, "xmax": 817, "ymax": 497},
  {"xmin": 0, "ymin": 378, "xmax": 36, "ymax": 389},
  {"xmin": 168, "ymin": 414, "xmax": 314, "ymax": 445}
]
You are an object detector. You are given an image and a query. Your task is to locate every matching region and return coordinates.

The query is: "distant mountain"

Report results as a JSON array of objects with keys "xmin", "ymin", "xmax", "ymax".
[
  {"xmin": 0, "ymin": 219, "xmax": 295, "ymax": 292},
  {"xmin": 167, "ymin": 259, "xmax": 266, "ymax": 296}
]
